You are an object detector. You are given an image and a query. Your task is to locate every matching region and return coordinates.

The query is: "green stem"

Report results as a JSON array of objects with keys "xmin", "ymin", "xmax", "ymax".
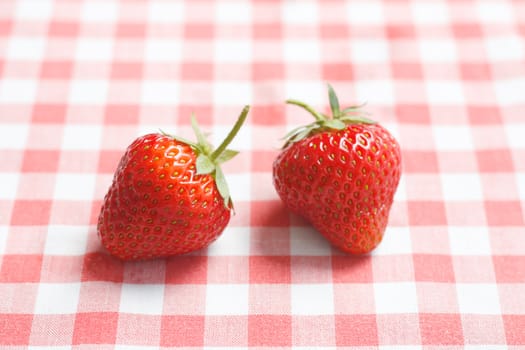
[
  {"xmin": 210, "ymin": 105, "xmax": 250, "ymax": 161},
  {"xmin": 286, "ymin": 99, "xmax": 325, "ymax": 122}
]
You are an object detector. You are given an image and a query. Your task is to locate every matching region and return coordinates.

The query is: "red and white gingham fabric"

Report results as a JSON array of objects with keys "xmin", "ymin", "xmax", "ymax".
[{"xmin": 1, "ymin": 0, "xmax": 525, "ymax": 348}]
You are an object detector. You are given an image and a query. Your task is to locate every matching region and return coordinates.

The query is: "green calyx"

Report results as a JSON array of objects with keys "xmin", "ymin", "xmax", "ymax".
[
  {"xmin": 166, "ymin": 105, "xmax": 250, "ymax": 210},
  {"xmin": 283, "ymin": 84, "xmax": 376, "ymax": 147}
]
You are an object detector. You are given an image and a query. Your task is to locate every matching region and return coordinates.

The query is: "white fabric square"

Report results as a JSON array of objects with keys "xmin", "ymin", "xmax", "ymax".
[
  {"xmin": 285, "ymin": 82, "xmax": 325, "ymax": 106},
  {"xmin": 216, "ymin": 2, "xmax": 251, "ymax": 24},
  {"xmin": 16, "ymin": 0, "xmax": 53, "ymax": 20},
  {"xmin": 373, "ymin": 227, "xmax": 412, "ymax": 256},
  {"xmin": 0, "ymin": 226, "xmax": 7, "ymax": 256},
  {"xmin": 495, "ymin": 79, "xmax": 525, "ymax": 105},
  {"xmin": 419, "ymin": 40, "xmax": 457, "ymax": 62},
  {"xmin": 291, "ymin": 284, "xmax": 334, "ymax": 315},
  {"xmin": 284, "ymin": 40, "xmax": 321, "ymax": 63},
  {"xmin": 393, "ymin": 176, "xmax": 407, "ymax": 201},
  {"xmin": 35, "ymin": 283, "xmax": 81, "ymax": 314},
  {"xmin": 426, "ymin": 81, "xmax": 465, "ymax": 104},
  {"xmin": 69, "ymin": 80, "xmax": 109, "ymax": 104},
  {"xmin": 441, "ymin": 174, "xmax": 483, "ymax": 200},
  {"xmin": 44, "ymin": 225, "xmax": 89, "ymax": 255},
  {"xmin": 448, "ymin": 226, "xmax": 491, "ymax": 255},
  {"xmin": 347, "ymin": 2, "xmax": 384, "ymax": 24},
  {"xmin": 0, "ymin": 174, "xmax": 19, "ymax": 199},
  {"xmin": 224, "ymin": 174, "xmax": 251, "ymax": 202},
  {"xmin": 505, "ymin": 124, "xmax": 525, "ymax": 148},
  {"xmin": 355, "ymin": 80, "xmax": 395, "ymax": 105},
  {"xmin": 215, "ymin": 40, "xmax": 252, "ymax": 63},
  {"xmin": 213, "ymin": 82, "xmax": 252, "ymax": 106},
  {"xmin": 206, "ymin": 227, "xmax": 251, "ymax": 256},
  {"xmin": 485, "ymin": 36, "xmax": 524, "ymax": 61},
  {"xmin": 120, "ymin": 283, "xmax": 165, "ymax": 315},
  {"xmin": 62, "ymin": 125, "xmax": 102, "ymax": 150},
  {"xmin": 75, "ymin": 39, "xmax": 113, "ymax": 61},
  {"xmin": 476, "ymin": 2, "xmax": 513, "ymax": 23},
  {"xmin": 351, "ymin": 40, "xmax": 389, "ymax": 63},
  {"xmin": 0, "ymin": 79, "xmax": 38, "ymax": 103},
  {"xmin": 374, "ymin": 282, "xmax": 418, "ymax": 314},
  {"xmin": 141, "ymin": 81, "xmax": 180, "ymax": 104},
  {"xmin": 148, "ymin": 2, "xmax": 184, "ymax": 23},
  {"xmin": 518, "ymin": 173, "xmax": 525, "ymax": 201},
  {"xmin": 433, "ymin": 126, "xmax": 473, "ymax": 151},
  {"xmin": 457, "ymin": 284, "xmax": 501, "ymax": 314},
  {"xmin": 411, "ymin": 2, "xmax": 450, "ymax": 24},
  {"xmin": 82, "ymin": 1, "xmax": 118, "ymax": 22},
  {"xmin": 211, "ymin": 124, "xmax": 251, "ymax": 152},
  {"xmin": 206, "ymin": 284, "xmax": 248, "ymax": 315},
  {"xmin": 290, "ymin": 226, "xmax": 332, "ymax": 256},
  {"xmin": 283, "ymin": 1, "xmax": 318, "ymax": 23},
  {"xmin": 0, "ymin": 124, "xmax": 29, "ymax": 149},
  {"xmin": 145, "ymin": 40, "xmax": 183, "ymax": 62},
  {"xmin": 7, "ymin": 38, "xmax": 46, "ymax": 60},
  {"xmin": 54, "ymin": 174, "xmax": 96, "ymax": 200}
]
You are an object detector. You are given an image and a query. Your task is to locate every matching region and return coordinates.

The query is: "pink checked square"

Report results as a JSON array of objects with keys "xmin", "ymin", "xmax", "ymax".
[
  {"xmin": 377, "ymin": 314, "xmax": 421, "ymax": 345},
  {"xmin": 77, "ymin": 282, "xmax": 121, "ymax": 313},
  {"xmin": 81, "ymin": 252, "xmax": 124, "ymax": 283},
  {"xmin": 405, "ymin": 174, "xmax": 443, "ymax": 200},
  {"xmin": 249, "ymin": 256, "xmax": 291, "ymax": 284},
  {"xmin": 30, "ymin": 314, "xmax": 75, "ymax": 345},
  {"xmin": 123, "ymin": 259, "xmax": 166, "ymax": 284},
  {"xmin": 207, "ymin": 256, "xmax": 249, "ymax": 283},
  {"xmin": 0, "ymin": 283, "xmax": 38, "ymax": 313},
  {"xmin": 396, "ymin": 104, "xmax": 430, "ymax": 124},
  {"xmin": 485, "ymin": 201, "xmax": 524, "ymax": 226},
  {"xmin": 372, "ymin": 255, "xmax": 416, "ymax": 282},
  {"xmin": 452, "ymin": 256, "xmax": 496, "ymax": 283},
  {"xmin": 413, "ymin": 254, "xmax": 455, "ymax": 283},
  {"xmin": 335, "ymin": 315, "xmax": 378, "ymax": 346},
  {"xmin": 50, "ymin": 200, "xmax": 92, "ymax": 225},
  {"xmin": 493, "ymin": 256, "xmax": 525, "ymax": 282},
  {"xmin": 4, "ymin": 226, "xmax": 46, "ymax": 254},
  {"xmin": 332, "ymin": 255, "xmax": 373, "ymax": 283},
  {"xmin": 116, "ymin": 314, "xmax": 161, "ymax": 346},
  {"xmin": 0, "ymin": 314, "xmax": 33, "ymax": 345},
  {"xmin": 160, "ymin": 316, "xmax": 204, "ymax": 347},
  {"xmin": 438, "ymin": 151, "xmax": 478, "ymax": 173},
  {"xmin": 292, "ymin": 316, "xmax": 335, "ymax": 346},
  {"xmin": 408, "ymin": 201, "xmax": 447, "ymax": 226},
  {"xmin": 411, "ymin": 227, "xmax": 451, "ymax": 254},
  {"xmin": 481, "ymin": 174, "xmax": 521, "ymax": 200},
  {"xmin": 0, "ymin": 201, "xmax": 13, "ymax": 225},
  {"xmin": 445, "ymin": 201, "xmax": 487, "ymax": 226},
  {"xmin": 22, "ymin": 149, "xmax": 60, "ymax": 172},
  {"xmin": 499, "ymin": 284, "xmax": 525, "ymax": 314},
  {"xmin": 0, "ymin": 150, "xmax": 23, "ymax": 172},
  {"xmin": 248, "ymin": 315, "xmax": 292, "ymax": 347},
  {"xmin": 11, "ymin": 200, "xmax": 52, "ymax": 225},
  {"xmin": 291, "ymin": 257, "xmax": 332, "ymax": 283},
  {"xmin": 503, "ymin": 315, "xmax": 525, "ymax": 345},
  {"xmin": 16, "ymin": 174, "xmax": 56, "ymax": 199},
  {"xmin": 204, "ymin": 316, "xmax": 248, "ymax": 346},
  {"xmin": 462, "ymin": 315, "xmax": 506, "ymax": 345},
  {"xmin": 165, "ymin": 256, "xmax": 208, "ymax": 284},
  {"xmin": 0, "ymin": 254, "xmax": 42, "ymax": 282},
  {"xmin": 333, "ymin": 284, "xmax": 376, "ymax": 314},
  {"xmin": 490, "ymin": 227, "xmax": 525, "ymax": 255},
  {"xmin": 403, "ymin": 150, "xmax": 438, "ymax": 173},
  {"xmin": 419, "ymin": 314, "xmax": 464, "ymax": 345},
  {"xmin": 104, "ymin": 105, "xmax": 140, "ymax": 125},
  {"xmin": 417, "ymin": 283, "xmax": 459, "ymax": 313},
  {"xmin": 73, "ymin": 312, "xmax": 118, "ymax": 345},
  {"xmin": 40, "ymin": 256, "xmax": 84, "ymax": 282},
  {"xmin": 249, "ymin": 284, "xmax": 291, "ymax": 314},
  {"xmin": 163, "ymin": 285, "xmax": 206, "ymax": 315}
]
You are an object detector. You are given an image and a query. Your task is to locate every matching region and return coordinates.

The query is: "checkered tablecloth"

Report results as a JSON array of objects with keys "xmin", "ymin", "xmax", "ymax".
[{"xmin": 1, "ymin": 0, "xmax": 525, "ymax": 348}]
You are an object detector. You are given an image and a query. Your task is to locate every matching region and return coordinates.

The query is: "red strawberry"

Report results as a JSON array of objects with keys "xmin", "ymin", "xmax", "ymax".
[
  {"xmin": 273, "ymin": 86, "xmax": 401, "ymax": 254},
  {"xmin": 97, "ymin": 106, "xmax": 250, "ymax": 260}
]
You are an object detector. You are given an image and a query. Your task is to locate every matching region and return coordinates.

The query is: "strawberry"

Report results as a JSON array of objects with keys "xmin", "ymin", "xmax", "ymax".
[
  {"xmin": 97, "ymin": 106, "xmax": 250, "ymax": 260},
  {"xmin": 273, "ymin": 86, "xmax": 401, "ymax": 254}
]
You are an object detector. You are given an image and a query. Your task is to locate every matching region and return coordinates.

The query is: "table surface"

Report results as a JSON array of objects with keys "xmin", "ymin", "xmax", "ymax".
[{"xmin": 1, "ymin": 0, "xmax": 525, "ymax": 348}]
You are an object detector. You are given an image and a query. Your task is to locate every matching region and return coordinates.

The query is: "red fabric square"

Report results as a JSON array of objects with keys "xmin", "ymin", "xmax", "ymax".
[
  {"xmin": 72, "ymin": 312, "xmax": 118, "ymax": 345},
  {"xmin": 104, "ymin": 104, "xmax": 140, "ymax": 125},
  {"xmin": 165, "ymin": 256, "xmax": 208, "ymax": 284},
  {"xmin": 30, "ymin": 314, "xmax": 75, "ymax": 345},
  {"xmin": 320, "ymin": 24, "xmax": 348, "ymax": 38},
  {"xmin": 250, "ymin": 200, "xmax": 290, "ymax": 227},
  {"xmin": 204, "ymin": 316, "xmax": 248, "ymax": 346},
  {"xmin": 116, "ymin": 23, "xmax": 145, "ymax": 38},
  {"xmin": 81, "ymin": 252, "xmax": 124, "ymax": 283},
  {"xmin": 408, "ymin": 201, "xmax": 447, "ymax": 226},
  {"xmin": 253, "ymin": 23, "xmax": 282, "ymax": 39},
  {"xmin": 0, "ymin": 20, "xmax": 12, "ymax": 36},
  {"xmin": 493, "ymin": 256, "xmax": 525, "ymax": 283},
  {"xmin": 181, "ymin": 62, "xmax": 213, "ymax": 80},
  {"xmin": 250, "ymin": 150, "xmax": 279, "ymax": 172},
  {"xmin": 32, "ymin": 103, "xmax": 67, "ymax": 123},
  {"xmin": 21, "ymin": 150, "xmax": 60, "ymax": 172},
  {"xmin": 249, "ymin": 256, "xmax": 291, "ymax": 283},
  {"xmin": 253, "ymin": 63, "xmax": 284, "ymax": 80},
  {"xmin": 452, "ymin": 23, "xmax": 482, "ymax": 38},
  {"xmin": 292, "ymin": 315, "xmax": 335, "ymax": 346},
  {"xmin": 503, "ymin": 315, "xmax": 525, "ymax": 345},
  {"xmin": 97, "ymin": 150, "xmax": 124, "ymax": 173},
  {"xmin": 40, "ymin": 60, "xmax": 73, "ymax": 79},
  {"xmin": 248, "ymin": 315, "xmax": 292, "ymax": 346},
  {"xmin": 0, "ymin": 254, "xmax": 42, "ymax": 282},
  {"xmin": 391, "ymin": 62, "xmax": 423, "ymax": 79},
  {"xmin": 177, "ymin": 105, "xmax": 213, "ymax": 126},
  {"xmin": 461, "ymin": 63, "xmax": 492, "ymax": 81},
  {"xmin": 48, "ymin": 21, "xmax": 79, "ymax": 37},
  {"xmin": 0, "ymin": 314, "xmax": 33, "ymax": 345},
  {"xmin": 386, "ymin": 24, "xmax": 416, "ymax": 39},
  {"xmin": 395, "ymin": 104, "xmax": 430, "ymax": 124},
  {"xmin": 116, "ymin": 314, "xmax": 161, "ymax": 346},
  {"xmin": 403, "ymin": 150, "xmax": 438, "ymax": 173},
  {"xmin": 160, "ymin": 316, "xmax": 205, "ymax": 347},
  {"xmin": 322, "ymin": 63, "xmax": 354, "ymax": 81},
  {"xmin": 332, "ymin": 255, "xmax": 373, "ymax": 283},
  {"xmin": 11, "ymin": 200, "xmax": 52, "ymax": 225},
  {"xmin": 413, "ymin": 254, "xmax": 455, "ymax": 282},
  {"xmin": 376, "ymin": 314, "xmax": 421, "ymax": 345},
  {"xmin": 251, "ymin": 105, "xmax": 285, "ymax": 126},
  {"xmin": 110, "ymin": 62, "xmax": 143, "ymax": 79},
  {"xmin": 485, "ymin": 201, "xmax": 524, "ymax": 226},
  {"xmin": 184, "ymin": 23, "xmax": 214, "ymax": 39},
  {"xmin": 419, "ymin": 314, "xmax": 463, "ymax": 345},
  {"xmin": 477, "ymin": 149, "xmax": 515, "ymax": 172},
  {"xmin": 335, "ymin": 315, "xmax": 378, "ymax": 346}
]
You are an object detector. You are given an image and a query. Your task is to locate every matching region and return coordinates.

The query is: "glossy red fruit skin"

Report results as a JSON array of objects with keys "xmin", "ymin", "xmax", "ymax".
[
  {"xmin": 273, "ymin": 123, "xmax": 401, "ymax": 254},
  {"xmin": 97, "ymin": 133, "xmax": 230, "ymax": 260}
]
